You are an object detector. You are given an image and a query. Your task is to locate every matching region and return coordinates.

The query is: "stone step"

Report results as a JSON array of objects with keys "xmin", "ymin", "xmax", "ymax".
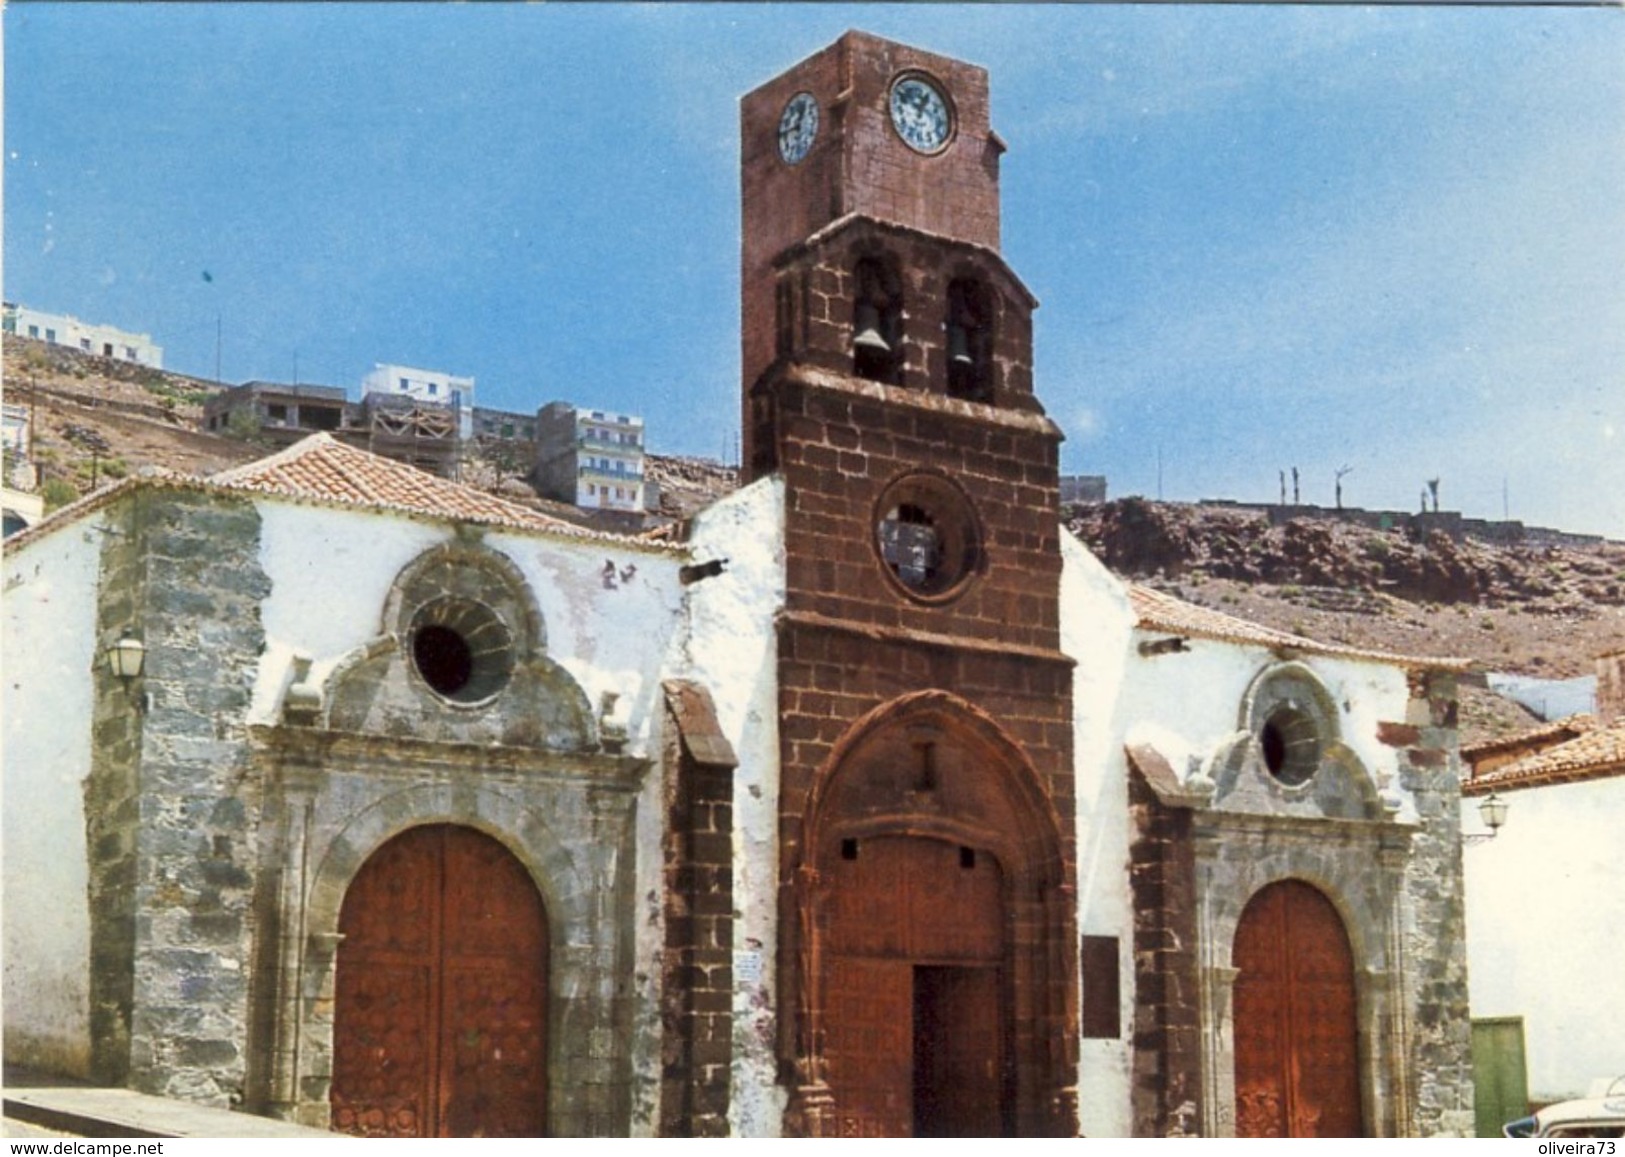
[{"xmin": 2, "ymin": 1081, "xmax": 338, "ymax": 1139}]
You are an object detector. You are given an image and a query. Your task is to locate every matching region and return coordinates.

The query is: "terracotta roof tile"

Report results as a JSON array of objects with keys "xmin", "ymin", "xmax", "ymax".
[
  {"xmin": 1459, "ymin": 713, "xmax": 1597, "ymax": 760},
  {"xmin": 1464, "ymin": 723, "xmax": 1625, "ymax": 791},
  {"xmin": 1128, "ymin": 583, "xmax": 1471, "ymax": 671},
  {"xmin": 6, "ymin": 434, "xmax": 675, "ymax": 554},
  {"xmin": 206, "ymin": 433, "xmax": 617, "ymax": 540}
]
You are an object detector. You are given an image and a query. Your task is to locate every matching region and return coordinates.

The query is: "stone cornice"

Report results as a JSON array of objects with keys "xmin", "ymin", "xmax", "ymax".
[{"xmin": 248, "ymin": 724, "xmax": 650, "ymax": 791}]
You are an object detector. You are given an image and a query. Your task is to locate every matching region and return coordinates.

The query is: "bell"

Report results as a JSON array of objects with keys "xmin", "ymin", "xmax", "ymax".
[
  {"xmin": 853, "ymin": 302, "xmax": 891, "ymax": 352},
  {"xmin": 948, "ymin": 324, "xmax": 974, "ymax": 367}
]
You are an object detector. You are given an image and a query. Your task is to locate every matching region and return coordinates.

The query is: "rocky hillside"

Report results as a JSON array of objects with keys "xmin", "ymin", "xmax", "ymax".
[
  {"xmin": 10, "ymin": 337, "xmax": 1614, "ymax": 743},
  {"xmin": 4, "ymin": 337, "xmax": 256, "ymax": 490},
  {"xmin": 1071, "ymin": 498, "xmax": 1625, "ymax": 742}
]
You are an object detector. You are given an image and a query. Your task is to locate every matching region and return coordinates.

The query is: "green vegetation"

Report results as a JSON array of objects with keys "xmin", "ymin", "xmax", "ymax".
[
  {"xmin": 40, "ymin": 478, "xmax": 79, "ymax": 512},
  {"xmin": 139, "ymin": 371, "xmax": 212, "ymax": 408}
]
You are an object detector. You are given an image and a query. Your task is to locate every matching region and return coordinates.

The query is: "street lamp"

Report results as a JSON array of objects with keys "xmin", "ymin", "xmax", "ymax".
[
  {"xmin": 1465, "ymin": 791, "xmax": 1510, "ymax": 844},
  {"xmin": 106, "ymin": 630, "xmax": 145, "ymax": 681}
]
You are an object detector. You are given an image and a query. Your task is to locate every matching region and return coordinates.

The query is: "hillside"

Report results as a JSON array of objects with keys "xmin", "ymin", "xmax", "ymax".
[
  {"xmin": 10, "ymin": 337, "xmax": 1614, "ymax": 744},
  {"xmin": 4, "ymin": 337, "xmax": 256, "ymax": 488},
  {"xmin": 1071, "ymin": 498, "xmax": 1625, "ymax": 743}
]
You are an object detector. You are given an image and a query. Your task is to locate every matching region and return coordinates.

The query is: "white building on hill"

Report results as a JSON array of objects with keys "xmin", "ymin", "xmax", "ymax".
[
  {"xmin": 361, "ymin": 363, "xmax": 475, "ymax": 439},
  {"xmin": 3, "ymin": 303, "xmax": 164, "ymax": 368}
]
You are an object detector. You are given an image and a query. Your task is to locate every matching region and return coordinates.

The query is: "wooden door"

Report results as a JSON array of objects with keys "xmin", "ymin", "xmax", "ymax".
[
  {"xmin": 824, "ymin": 836, "xmax": 1007, "ymax": 1136},
  {"xmin": 1233, "ymin": 880, "xmax": 1362, "ymax": 1138},
  {"xmin": 914, "ymin": 966, "xmax": 1004, "ymax": 1136},
  {"xmin": 331, "ymin": 825, "xmax": 549, "ymax": 1137},
  {"xmin": 1472, "ymin": 1017, "xmax": 1529, "ymax": 1138}
]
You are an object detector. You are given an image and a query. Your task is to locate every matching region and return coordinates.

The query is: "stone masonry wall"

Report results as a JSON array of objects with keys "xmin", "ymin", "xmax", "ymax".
[
  {"xmin": 740, "ymin": 32, "xmax": 1003, "ymax": 424},
  {"xmin": 85, "ymin": 495, "xmax": 149, "ymax": 1085},
  {"xmin": 1392, "ymin": 670, "xmax": 1475, "ymax": 1137},
  {"xmin": 127, "ymin": 490, "xmax": 271, "ymax": 1105},
  {"xmin": 759, "ymin": 370, "xmax": 1062, "ymax": 654},
  {"xmin": 660, "ymin": 683, "xmax": 738, "ymax": 1137},
  {"xmin": 1126, "ymin": 764, "xmax": 1201, "ymax": 1138}
]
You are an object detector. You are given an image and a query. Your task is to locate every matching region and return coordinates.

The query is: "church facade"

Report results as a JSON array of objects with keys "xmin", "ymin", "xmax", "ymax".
[{"xmin": 2, "ymin": 32, "xmax": 1474, "ymax": 1138}]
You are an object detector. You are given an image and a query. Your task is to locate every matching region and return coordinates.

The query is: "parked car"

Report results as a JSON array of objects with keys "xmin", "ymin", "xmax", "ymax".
[{"xmin": 1504, "ymin": 1078, "xmax": 1625, "ymax": 1138}]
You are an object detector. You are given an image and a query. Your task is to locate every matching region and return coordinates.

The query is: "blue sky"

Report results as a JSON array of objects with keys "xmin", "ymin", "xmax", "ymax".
[{"xmin": 6, "ymin": 4, "xmax": 1623, "ymax": 536}]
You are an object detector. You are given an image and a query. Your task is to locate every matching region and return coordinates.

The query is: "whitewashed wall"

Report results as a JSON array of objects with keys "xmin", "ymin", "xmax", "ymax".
[
  {"xmin": 2, "ymin": 514, "xmax": 107, "ymax": 1076},
  {"xmin": 1463, "ymin": 774, "xmax": 1625, "ymax": 1102},
  {"xmin": 683, "ymin": 477, "xmax": 787, "ymax": 1138},
  {"xmin": 249, "ymin": 501, "xmax": 688, "ymax": 740},
  {"xmin": 1059, "ymin": 532, "xmax": 1137, "ymax": 1137},
  {"xmin": 1060, "ymin": 545, "xmax": 1418, "ymax": 1136}
]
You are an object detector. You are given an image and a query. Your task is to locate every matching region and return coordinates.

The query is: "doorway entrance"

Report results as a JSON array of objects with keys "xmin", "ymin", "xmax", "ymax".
[
  {"xmin": 823, "ymin": 836, "xmax": 1009, "ymax": 1136},
  {"xmin": 1233, "ymin": 879, "xmax": 1363, "ymax": 1137},
  {"xmin": 330, "ymin": 824, "xmax": 549, "ymax": 1137}
]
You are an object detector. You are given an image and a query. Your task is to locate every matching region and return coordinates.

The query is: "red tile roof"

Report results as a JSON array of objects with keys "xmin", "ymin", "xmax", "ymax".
[
  {"xmin": 1459, "ymin": 713, "xmax": 1596, "ymax": 761},
  {"xmin": 1463, "ymin": 722, "xmax": 1625, "ymax": 792},
  {"xmin": 1128, "ymin": 584, "xmax": 1471, "ymax": 671},
  {"xmin": 205, "ymin": 434, "xmax": 587, "ymax": 533},
  {"xmin": 5, "ymin": 434, "xmax": 675, "ymax": 552}
]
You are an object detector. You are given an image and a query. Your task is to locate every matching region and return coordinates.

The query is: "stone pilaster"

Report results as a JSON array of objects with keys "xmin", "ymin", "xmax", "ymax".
[
  {"xmin": 1393, "ymin": 670, "xmax": 1474, "ymax": 1137},
  {"xmin": 126, "ymin": 491, "xmax": 271, "ymax": 1105}
]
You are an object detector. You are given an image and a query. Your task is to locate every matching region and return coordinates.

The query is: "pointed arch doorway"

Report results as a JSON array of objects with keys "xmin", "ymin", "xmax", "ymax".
[
  {"xmin": 788, "ymin": 691, "xmax": 1076, "ymax": 1138},
  {"xmin": 1232, "ymin": 879, "xmax": 1363, "ymax": 1138},
  {"xmin": 330, "ymin": 824, "xmax": 549, "ymax": 1137}
]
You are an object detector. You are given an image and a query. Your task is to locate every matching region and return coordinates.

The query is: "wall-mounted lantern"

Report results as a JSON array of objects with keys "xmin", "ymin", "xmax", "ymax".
[
  {"xmin": 106, "ymin": 630, "xmax": 146, "ymax": 681},
  {"xmin": 1478, "ymin": 792, "xmax": 1509, "ymax": 836},
  {"xmin": 1465, "ymin": 791, "xmax": 1509, "ymax": 844}
]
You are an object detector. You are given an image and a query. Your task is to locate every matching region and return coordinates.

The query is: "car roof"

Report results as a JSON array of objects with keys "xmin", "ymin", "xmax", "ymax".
[{"xmin": 1538, "ymin": 1096, "xmax": 1625, "ymax": 1128}]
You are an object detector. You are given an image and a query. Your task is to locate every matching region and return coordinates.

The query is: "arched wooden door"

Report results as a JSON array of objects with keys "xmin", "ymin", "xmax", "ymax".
[
  {"xmin": 331, "ymin": 824, "xmax": 548, "ymax": 1137},
  {"xmin": 823, "ymin": 835, "xmax": 1009, "ymax": 1137},
  {"xmin": 1233, "ymin": 879, "xmax": 1363, "ymax": 1137}
]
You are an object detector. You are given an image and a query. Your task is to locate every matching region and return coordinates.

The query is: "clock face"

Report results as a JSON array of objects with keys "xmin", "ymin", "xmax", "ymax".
[
  {"xmin": 889, "ymin": 75, "xmax": 952, "ymax": 154},
  {"xmin": 777, "ymin": 92, "xmax": 819, "ymax": 165}
]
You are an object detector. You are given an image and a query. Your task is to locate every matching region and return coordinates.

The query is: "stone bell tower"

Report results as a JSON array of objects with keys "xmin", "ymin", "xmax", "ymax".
[{"xmin": 739, "ymin": 32, "xmax": 1079, "ymax": 1137}]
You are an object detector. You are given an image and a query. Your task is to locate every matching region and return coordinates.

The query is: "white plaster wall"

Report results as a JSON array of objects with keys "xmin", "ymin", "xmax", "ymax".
[
  {"xmin": 682, "ymin": 477, "xmax": 786, "ymax": 1138},
  {"xmin": 1112, "ymin": 636, "xmax": 1411, "ymax": 817},
  {"xmin": 1462, "ymin": 775, "xmax": 1625, "ymax": 1103},
  {"xmin": 2, "ymin": 515, "xmax": 107, "ymax": 1075},
  {"xmin": 1061, "ymin": 550, "xmax": 1417, "ymax": 1136},
  {"xmin": 252, "ymin": 497, "xmax": 695, "ymax": 1133},
  {"xmin": 1058, "ymin": 531, "xmax": 1137, "ymax": 1137},
  {"xmin": 249, "ymin": 503, "xmax": 447, "ymax": 724},
  {"xmin": 251, "ymin": 502, "xmax": 689, "ymax": 737}
]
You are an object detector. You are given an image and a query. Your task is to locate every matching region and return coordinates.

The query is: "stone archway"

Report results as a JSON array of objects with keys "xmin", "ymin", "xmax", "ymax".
[
  {"xmin": 330, "ymin": 824, "xmax": 548, "ymax": 1138},
  {"xmin": 787, "ymin": 691, "xmax": 1075, "ymax": 1137}
]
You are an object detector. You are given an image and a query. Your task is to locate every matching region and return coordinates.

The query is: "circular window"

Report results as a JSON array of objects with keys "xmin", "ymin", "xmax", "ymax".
[
  {"xmin": 873, "ymin": 472, "xmax": 981, "ymax": 601},
  {"xmin": 408, "ymin": 598, "xmax": 514, "ymax": 704},
  {"xmin": 1260, "ymin": 704, "xmax": 1321, "ymax": 787}
]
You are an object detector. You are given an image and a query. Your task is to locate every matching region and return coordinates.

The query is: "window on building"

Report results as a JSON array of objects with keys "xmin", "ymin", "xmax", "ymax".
[
  {"xmin": 501, "ymin": 423, "xmax": 515, "ymax": 438},
  {"xmin": 102, "ymin": 343, "xmax": 114, "ymax": 357},
  {"xmin": 400, "ymin": 377, "xmax": 410, "ymax": 391},
  {"xmin": 428, "ymin": 383, "xmax": 439, "ymax": 396},
  {"xmin": 852, "ymin": 256, "xmax": 903, "ymax": 385},
  {"xmin": 45, "ymin": 329, "xmax": 56, "ymax": 343},
  {"xmin": 27, "ymin": 325, "xmax": 39, "ymax": 338},
  {"xmin": 125, "ymin": 346, "xmax": 138, "ymax": 360},
  {"xmin": 267, "ymin": 404, "xmax": 289, "ymax": 423},
  {"xmin": 80, "ymin": 339, "xmax": 92, "ymax": 352}
]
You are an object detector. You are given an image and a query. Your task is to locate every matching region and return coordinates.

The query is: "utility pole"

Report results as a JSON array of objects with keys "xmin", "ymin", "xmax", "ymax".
[{"xmin": 1335, "ymin": 465, "xmax": 1353, "ymax": 511}]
